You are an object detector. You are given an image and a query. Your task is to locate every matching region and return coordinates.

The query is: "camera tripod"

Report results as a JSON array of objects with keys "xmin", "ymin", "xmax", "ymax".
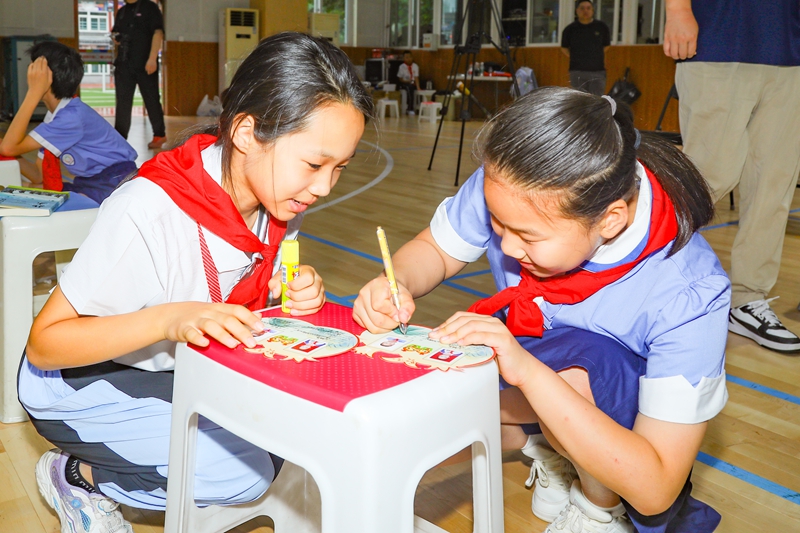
[{"xmin": 427, "ymin": 0, "xmax": 519, "ymax": 186}]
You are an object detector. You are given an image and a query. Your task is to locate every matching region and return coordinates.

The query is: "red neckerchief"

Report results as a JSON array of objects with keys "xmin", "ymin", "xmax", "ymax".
[
  {"xmin": 137, "ymin": 134, "xmax": 287, "ymax": 310},
  {"xmin": 42, "ymin": 150, "xmax": 63, "ymax": 191},
  {"xmin": 468, "ymin": 164, "xmax": 678, "ymax": 337}
]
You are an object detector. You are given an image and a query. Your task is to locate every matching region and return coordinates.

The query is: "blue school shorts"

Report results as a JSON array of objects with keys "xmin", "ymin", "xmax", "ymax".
[{"xmin": 502, "ymin": 326, "xmax": 721, "ymax": 533}]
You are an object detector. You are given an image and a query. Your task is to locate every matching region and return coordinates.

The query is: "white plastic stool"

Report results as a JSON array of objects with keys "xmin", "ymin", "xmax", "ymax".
[
  {"xmin": 0, "ymin": 207, "xmax": 99, "ymax": 423},
  {"xmin": 0, "ymin": 160, "xmax": 22, "ymax": 187},
  {"xmin": 418, "ymin": 102, "xmax": 443, "ymax": 123},
  {"xmin": 414, "ymin": 90, "xmax": 436, "ymax": 111},
  {"xmin": 377, "ymin": 98, "xmax": 400, "ymax": 119},
  {"xmin": 165, "ymin": 339, "xmax": 504, "ymax": 533}
]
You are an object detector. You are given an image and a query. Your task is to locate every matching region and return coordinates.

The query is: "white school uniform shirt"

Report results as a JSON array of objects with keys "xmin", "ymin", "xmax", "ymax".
[
  {"xmin": 430, "ymin": 164, "xmax": 731, "ymax": 424},
  {"xmin": 59, "ymin": 144, "xmax": 302, "ymax": 371},
  {"xmin": 397, "ymin": 62, "xmax": 419, "ymax": 83}
]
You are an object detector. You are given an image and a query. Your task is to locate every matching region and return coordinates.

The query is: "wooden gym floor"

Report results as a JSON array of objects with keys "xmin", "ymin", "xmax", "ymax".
[{"xmin": 1, "ymin": 112, "xmax": 799, "ymax": 532}]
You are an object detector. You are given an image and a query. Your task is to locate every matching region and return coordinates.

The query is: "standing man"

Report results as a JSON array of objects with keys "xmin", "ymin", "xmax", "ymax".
[
  {"xmin": 561, "ymin": 0, "xmax": 610, "ymax": 96},
  {"xmin": 396, "ymin": 51, "xmax": 420, "ymax": 115},
  {"xmin": 112, "ymin": 0, "xmax": 167, "ymax": 149},
  {"xmin": 664, "ymin": 0, "xmax": 800, "ymax": 353}
]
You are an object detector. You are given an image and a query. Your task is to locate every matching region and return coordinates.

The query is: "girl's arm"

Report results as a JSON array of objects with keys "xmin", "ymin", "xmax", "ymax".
[
  {"xmin": 353, "ymin": 227, "xmax": 468, "ymax": 332},
  {"xmin": 27, "ymin": 286, "xmax": 266, "ymax": 371},
  {"xmin": 432, "ymin": 313, "xmax": 706, "ymax": 515}
]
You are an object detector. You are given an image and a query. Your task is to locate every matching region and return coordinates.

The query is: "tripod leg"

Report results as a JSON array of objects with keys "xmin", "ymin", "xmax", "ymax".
[
  {"xmin": 455, "ymin": 117, "xmax": 468, "ymax": 186},
  {"xmin": 428, "ymin": 94, "xmax": 450, "ymax": 171}
]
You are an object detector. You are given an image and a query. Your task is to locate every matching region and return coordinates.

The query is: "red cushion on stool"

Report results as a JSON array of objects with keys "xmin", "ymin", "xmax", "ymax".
[{"xmin": 194, "ymin": 302, "xmax": 432, "ymax": 412}]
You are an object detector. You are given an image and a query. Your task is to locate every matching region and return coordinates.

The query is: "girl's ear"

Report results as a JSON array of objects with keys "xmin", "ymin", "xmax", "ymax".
[
  {"xmin": 230, "ymin": 113, "xmax": 256, "ymax": 154},
  {"xmin": 598, "ymin": 198, "xmax": 630, "ymax": 240}
]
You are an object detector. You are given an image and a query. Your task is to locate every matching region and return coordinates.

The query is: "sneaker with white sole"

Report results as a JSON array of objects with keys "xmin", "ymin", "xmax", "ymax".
[
  {"xmin": 544, "ymin": 480, "xmax": 634, "ymax": 533},
  {"xmin": 36, "ymin": 449, "xmax": 134, "ymax": 533},
  {"xmin": 728, "ymin": 297, "xmax": 800, "ymax": 353},
  {"xmin": 521, "ymin": 434, "xmax": 578, "ymax": 522}
]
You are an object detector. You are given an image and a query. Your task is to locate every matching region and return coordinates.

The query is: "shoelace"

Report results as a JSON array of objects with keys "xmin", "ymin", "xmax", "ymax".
[
  {"xmin": 550, "ymin": 503, "xmax": 584, "ymax": 533},
  {"xmin": 525, "ymin": 455, "xmax": 575, "ymax": 490},
  {"xmin": 746, "ymin": 297, "xmax": 781, "ymax": 327}
]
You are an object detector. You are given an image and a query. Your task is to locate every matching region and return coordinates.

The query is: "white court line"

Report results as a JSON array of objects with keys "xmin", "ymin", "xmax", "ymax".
[{"xmin": 306, "ymin": 140, "xmax": 394, "ymax": 214}]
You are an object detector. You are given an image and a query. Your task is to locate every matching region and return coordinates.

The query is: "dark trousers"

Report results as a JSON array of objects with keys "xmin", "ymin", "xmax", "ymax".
[
  {"xmin": 114, "ymin": 64, "xmax": 166, "ymax": 139},
  {"xmin": 398, "ymin": 82, "xmax": 416, "ymax": 112}
]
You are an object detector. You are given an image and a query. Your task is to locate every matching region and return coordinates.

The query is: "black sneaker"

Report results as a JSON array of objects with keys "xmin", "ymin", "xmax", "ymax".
[{"xmin": 728, "ymin": 298, "xmax": 800, "ymax": 353}]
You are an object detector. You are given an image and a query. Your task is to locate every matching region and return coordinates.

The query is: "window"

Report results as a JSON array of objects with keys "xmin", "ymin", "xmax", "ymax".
[
  {"xmin": 637, "ymin": 0, "xmax": 663, "ymax": 43},
  {"xmin": 79, "ymin": 16, "xmax": 88, "ymax": 31},
  {"xmin": 595, "ymin": 0, "xmax": 623, "ymax": 43},
  {"xmin": 309, "ymin": 0, "xmax": 347, "ymax": 44},
  {"xmin": 441, "ymin": 0, "xmax": 459, "ymax": 45},
  {"xmin": 389, "ymin": 0, "xmax": 410, "ymax": 47},
  {"xmin": 529, "ymin": 0, "xmax": 559, "ymax": 44}
]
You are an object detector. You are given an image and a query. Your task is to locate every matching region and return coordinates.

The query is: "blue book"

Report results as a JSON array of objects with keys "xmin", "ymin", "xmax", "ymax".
[{"xmin": 0, "ymin": 186, "xmax": 69, "ymax": 217}]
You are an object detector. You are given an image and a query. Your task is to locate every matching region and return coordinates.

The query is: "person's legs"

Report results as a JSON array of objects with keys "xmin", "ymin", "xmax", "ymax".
[
  {"xmin": 679, "ymin": 61, "xmax": 800, "ymax": 352},
  {"xmin": 113, "ymin": 66, "xmax": 137, "ymax": 140},
  {"xmin": 136, "ymin": 68, "xmax": 166, "ymax": 139},
  {"xmin": 586, "ymin": 71, "xmax": 607, "ymax": 96},
  {"xmin": 730, "ymin": 65, "xmax": 800, "ymax": 306},
  {"xmin": 501, "ymin": 328, "xmax": 718, "ymax": 532},
  {"xmin": 19, "ymin": 356, "xmax": 277, "ymax": 511}
]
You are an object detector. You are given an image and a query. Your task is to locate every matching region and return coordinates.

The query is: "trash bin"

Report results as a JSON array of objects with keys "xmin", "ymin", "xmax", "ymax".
[{"xmin": 434, "ymin": 94, "xmax": 464, "ymax": 121}]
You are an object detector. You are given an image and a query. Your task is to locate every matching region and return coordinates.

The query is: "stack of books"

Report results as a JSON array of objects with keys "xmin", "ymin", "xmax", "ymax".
[{"xmin": 0, "ymin": 186, "xmax": 69, "ymax": 217}]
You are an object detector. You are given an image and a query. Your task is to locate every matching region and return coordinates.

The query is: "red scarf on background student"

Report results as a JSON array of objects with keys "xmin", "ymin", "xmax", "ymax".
[
  {"xmin": 42, "ymin": 150, "xmax": 63, "ymax": 192},
  {"xmin": 136, "ymin": 134, "xmax": 287, "ymax": 311},
  {"xmin": 468, "ymin": 165, "xmax": 679, "ymax": 337}
]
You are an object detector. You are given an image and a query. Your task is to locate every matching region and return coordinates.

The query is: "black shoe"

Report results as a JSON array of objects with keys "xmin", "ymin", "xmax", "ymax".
[{"xmin": 728, "ymin": 298, "xmax": 800, "ymax": 353}]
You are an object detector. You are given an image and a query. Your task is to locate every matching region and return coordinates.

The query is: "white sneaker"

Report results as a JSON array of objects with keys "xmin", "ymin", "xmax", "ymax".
[
  {"xmin": 521, "ymin": 434, "xmax": 578, "ymax": 522},
  {"xmin": 407, "ymin": 110, "xmax": 416, "ymax": 115},
  {"xmin": 36, "ymin": 449, "xmax": 134, "ymax": 533},
  {"xmin": 545, "ymin": 480, "xmax": 634, "ymax": 533},
  {"xmin": 729, "ymin": 297, "xmax": 800, "ymax": 353}
]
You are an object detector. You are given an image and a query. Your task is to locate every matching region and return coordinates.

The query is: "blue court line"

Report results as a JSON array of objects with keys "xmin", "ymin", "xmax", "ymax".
[
  {"xmin": 300, "ymin": 232, "xmax": 490, "ymax": 298},
  {"xmin": 696, "ymin": 452, "xmax": 800, "ymax": 504},
  {"xmin": 726, "ymin": 375, "xmax": 800, "ymax": 406},
  {"xmin": 324, "ymin": 292, "xmax": 352, "ymax": 307},
  {"xmin": 450, "ymin": 269, "xmax": 492, "ymax": 280},
  {"xmin": 702, "ymin": 207, "xmax": 800, "ymax": 232}
]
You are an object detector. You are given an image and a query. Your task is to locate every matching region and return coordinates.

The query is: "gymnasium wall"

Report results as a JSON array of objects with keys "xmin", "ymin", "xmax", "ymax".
[{"xmin": 341, "ymin": 45, "xmax": 679, "ymax": 132}]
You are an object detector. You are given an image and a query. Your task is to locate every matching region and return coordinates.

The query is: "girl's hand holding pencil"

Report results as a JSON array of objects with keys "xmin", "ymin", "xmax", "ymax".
[{"xmin": 353, "ymin": 275, "xmax": 415, "ymax": 333}]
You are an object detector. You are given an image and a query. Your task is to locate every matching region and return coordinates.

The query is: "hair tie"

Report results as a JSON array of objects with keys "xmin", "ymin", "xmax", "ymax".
[
  {"xmin": 601, "ymin": 95, "xmax": 617, "ymax": 116},
  {"xmin": 633, "ymin": 128, "xmax": 641, "ymax": 149}
]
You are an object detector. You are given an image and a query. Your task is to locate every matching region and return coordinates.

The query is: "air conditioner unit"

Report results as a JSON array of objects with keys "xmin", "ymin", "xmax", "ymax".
[
  {"xmin": 309, "ymin": 12, "xmax": 340, "ymax": 46},
  {"xmin": 219, "ymin": 8, "xmax": 259, "ymax": 95}
]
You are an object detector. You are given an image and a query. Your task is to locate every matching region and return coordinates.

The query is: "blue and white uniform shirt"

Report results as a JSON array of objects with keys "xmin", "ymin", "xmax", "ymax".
[
  {"xmin": 30, "ymin": 98, "xmax": 138, "ymax": 177},
  {"xmin": 430, "ymin": 164, "xmax": 731, "ymax": 424}
]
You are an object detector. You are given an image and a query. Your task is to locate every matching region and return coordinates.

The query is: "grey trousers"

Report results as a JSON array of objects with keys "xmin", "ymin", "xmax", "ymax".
[
  {"xmin": 677, "ymin": 61, "xmax": 800, "ymax": 307},
  {"xmin": 569, "ymin": 70, "xmax": 607, "ymax": 96}
]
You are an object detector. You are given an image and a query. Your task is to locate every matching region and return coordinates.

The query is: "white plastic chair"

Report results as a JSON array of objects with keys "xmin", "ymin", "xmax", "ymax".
[
  {"xmin": 414, "ymin": 90, "xmax": 436, "ymax": 111},
  {"xmin": 0, "ymin": 207, "xmax": 99, "ymax": 423},
  {"xmin": 165, "ymin": 339, "xmax": 504, "ymax": 533},
  {"xmin": 0, "ymin": 159, "xmax": 22, "ymax": 187},
  {"xmin": 418, "ymin": 102, "xmax": 443, "ymax": 123},
  {"xmin": 377, "ymin": 98, "xmax": 400, "ymax": 119}
]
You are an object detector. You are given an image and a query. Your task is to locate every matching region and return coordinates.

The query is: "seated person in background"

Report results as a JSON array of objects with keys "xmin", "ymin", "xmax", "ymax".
[
  {"xmin": 0, "ymin": 41, "xmax": 138, "ymax": 204},
  {"xmin": 397, "ymin": 51, "xmax": 421, "ymax": 115}
]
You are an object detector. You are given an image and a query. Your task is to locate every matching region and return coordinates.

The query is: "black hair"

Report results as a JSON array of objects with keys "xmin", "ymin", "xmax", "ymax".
[
  {"xmin": 202, "ymin": 32, "xmax": 374, "ymax": 185},
  {"xmin": 28, "ymin": 41, "xmax": 83, "ymax": 99},
  {"xmin": 475, "ymin": 86, "xmax": 714, "ymax": 255}
]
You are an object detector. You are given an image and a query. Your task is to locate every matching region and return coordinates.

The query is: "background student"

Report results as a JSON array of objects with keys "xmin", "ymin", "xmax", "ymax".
[
  {"xmin": 561, "ymin": 0, "xmax": 611, "ymax": 96},
  {"xmin": 397, "ymin": 50, "xmax": 421, "ymax": 115},
  {"xmin": 20, "ymin": 32, "xmax": 373, "ymax": 533},
  {"xmin": 0, "ymin": 42, "xmax": 137, "ymax": 202},
  {"xmin": 355, "ymin": 88, "xmax": 729, "ymax": 533}
]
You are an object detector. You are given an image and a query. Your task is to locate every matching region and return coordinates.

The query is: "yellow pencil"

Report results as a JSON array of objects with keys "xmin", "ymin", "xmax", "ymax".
[{"xmin": 376, "ymin": 226, "xmax": 408, "ymax": 334}]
